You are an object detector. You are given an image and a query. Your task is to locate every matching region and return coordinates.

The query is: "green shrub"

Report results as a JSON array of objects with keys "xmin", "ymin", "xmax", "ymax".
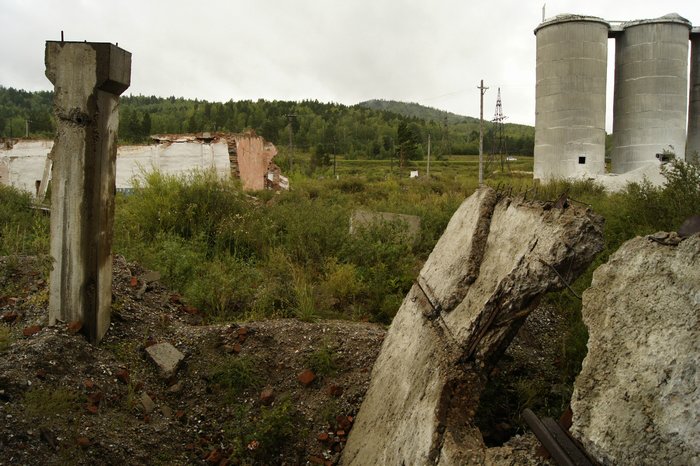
[
  {"xmin": 209, "ymin": 356, "xmax": 261, "ymax": 401},
  {"xmin": 225, "ymin": 397, "xmax": 302, "ymax": 461},
  {"xmin": 307, "ymin": 342, "xmax": 339, "ymax": 378},
  {"xmin": 0, "ymin": 185, "xmax": 49, "ymax": 256}
]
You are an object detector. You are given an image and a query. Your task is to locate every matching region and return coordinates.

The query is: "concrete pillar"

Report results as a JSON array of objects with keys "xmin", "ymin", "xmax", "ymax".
[
  {"xmin": 688, "ymin": 32, "xmax": 700, "ymax": 163},
  {"xmin": 45, "ymin": 41, "xmax": 131, "ymax": 344}
]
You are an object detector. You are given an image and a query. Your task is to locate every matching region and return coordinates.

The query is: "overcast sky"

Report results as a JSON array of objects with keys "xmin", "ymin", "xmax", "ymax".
[{"xmin": 1, "ymin": 0, "xmax": 699, "ymax": 128}]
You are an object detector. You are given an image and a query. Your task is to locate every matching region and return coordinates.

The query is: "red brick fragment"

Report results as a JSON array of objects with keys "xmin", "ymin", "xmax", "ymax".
[
  {"xmin": 218, "ymin": 459, "xmax": 230, "ymax": 466},
  {"xmin": 83, "ymin": 379, "xmax": 95, "ymax": 389},
  {"xmin": 22, "ymin": 325, "xmax": 41, "ymax": 337},
  {"xmin": 246, "ymin": 440, "xmax": 259, "ymax": 451},
  {"xmin": 308, "ymin": 456, "xmax": 325, "ymax": 465},
  {"xmin": 205, "ymin": 448, "xmax": 222, "ymax": 464},
  {"xmin": 87, "ymin": 391, "xmax": 103, "ymax": 404},
  {"xmin": 115, "ymin": 368, "xmax": 130, "ymax": 384},
  {"xmin": 85, "ymin": 403, "xmax": 98, "ymax": 415},
  {"xmin": 327, "ymin": 384, "xmax": 344, "ymax": 397},
  {"xmin": 129, "ymin": 276, "xmax": 138, "ymax": 288},
  {"xmin": 182, "ymin": 305, "xmax": 199, "ymax": 314},
  {"xmin": 317, "ymin": 432, "xmax": 329, "ymax": 442},
  {"xmin": 1, "ymin": 311, "xmax": 18, "ymax": 323},
  {"xmin": 237, "ymin": 327, "xmax": 248, "ymax": 336},
  {"xmin": 259, "ymin": 388, "xmax": 274, "ymax": 406},
  {"xmin": 298, "ymin": 369, "xmax": 316, "ymax": 386},
  {"xmin": 76, "ymin": 437, "xmax": 90, "ymax": 448},
  {"xmin": 175, "ymin": 409, "xmax": 186, "ymax": 420},
  {"xmin": 337, "ymin": 430, "xmax": 345, "ymax": 436},
  {"xmin": 67, "ymin": 321, "xmax": 82, "ymax": 334},
  {"xmin": 224, "ymin": 343, "xmax": 241, "ymax": 354}
]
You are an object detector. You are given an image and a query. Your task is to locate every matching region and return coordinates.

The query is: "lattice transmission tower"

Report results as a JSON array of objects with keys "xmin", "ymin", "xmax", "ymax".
[{"xmin": 486, "ymin": 88, "xmax": 510, "ymax": 175}]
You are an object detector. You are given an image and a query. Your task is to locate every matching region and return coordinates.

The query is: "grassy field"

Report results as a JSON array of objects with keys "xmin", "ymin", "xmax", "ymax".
[{"xmin": 2, "ymin": 153, "xmax": 698, "ymax": 434}]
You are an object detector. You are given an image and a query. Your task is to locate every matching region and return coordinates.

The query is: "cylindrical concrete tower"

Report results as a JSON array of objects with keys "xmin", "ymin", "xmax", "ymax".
[
  {"xmin": 687, "ymin": 31, "xmax": 700, "ymax": 163},
  {"xmin": 612, "ymin": 14, "xmax": 691, "ymax": 173},
  {"xmin": 534, "ymin": 15, "xmax": 609, "ymax": 181}
]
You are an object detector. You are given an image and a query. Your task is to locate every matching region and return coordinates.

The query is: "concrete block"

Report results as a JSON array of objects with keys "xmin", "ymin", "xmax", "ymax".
[
  {"xmin": 341, "ymin": 187, "xmax": 603, "ymax": 465},
  {"xmin": 571, "ymin": 235, "xmax": 700, "ymax": 465},
  {"xmin": 146, "ymin": 343, "xmax": 185, "ymax": 378}
]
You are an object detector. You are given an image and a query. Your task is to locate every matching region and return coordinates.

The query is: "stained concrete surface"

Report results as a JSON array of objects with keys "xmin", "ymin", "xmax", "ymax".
[{"xmin": 342, "ymin": 187, "xmax": 603, "ymax": 465}]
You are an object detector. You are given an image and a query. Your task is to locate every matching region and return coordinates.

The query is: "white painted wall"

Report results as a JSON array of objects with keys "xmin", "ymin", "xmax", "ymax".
[{"xmin": 1, "ymin": 139, "xmax": 231, "ymax": 195}]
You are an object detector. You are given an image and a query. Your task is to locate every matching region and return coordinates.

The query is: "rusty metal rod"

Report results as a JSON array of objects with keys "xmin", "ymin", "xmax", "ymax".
[{"xmin": 522, "ymin": 408, "xmax": 576, "ymax": 466}]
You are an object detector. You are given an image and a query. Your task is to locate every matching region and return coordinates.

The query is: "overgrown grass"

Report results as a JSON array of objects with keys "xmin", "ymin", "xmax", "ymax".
[
  {"xmin": 0, "ymin": 326, "xmax": 13, "ymax": 352},
  {"xmin": 224, "ymin": 397, "xmax": 303, "ymax": 462},
  {"xmin": 0, "ymin": 184, "xmax": 49, "ymax": 256},
  {"xmin": 23, "ymin": 387, "xmax": 83, "ymax": 419},
  {"xmin": 307, "ymin": 342, "xmax": 339, "ymax": 378},
  {"xmin": 209, "ymin": 356, "xmax": 262, "ymax": 401}
]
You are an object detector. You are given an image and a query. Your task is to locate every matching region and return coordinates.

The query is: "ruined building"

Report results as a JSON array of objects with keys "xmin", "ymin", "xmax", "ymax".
[
  {"xmin": 0, "ymin": 131, "xmax": 287, "ymax": 198},
  {"xmin": 534, "ymin": 13, "xmax": 700, "ymax": 183}
]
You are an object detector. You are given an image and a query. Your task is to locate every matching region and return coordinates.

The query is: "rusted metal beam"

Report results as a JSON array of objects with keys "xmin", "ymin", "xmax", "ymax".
[{"xmin": 522, "ymin": 408, "xmax": 595, "ymax": 466}]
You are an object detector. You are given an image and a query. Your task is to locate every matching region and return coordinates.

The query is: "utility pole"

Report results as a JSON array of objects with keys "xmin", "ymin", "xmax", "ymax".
[
  {"xmin": 478, "ymin": 79, "xmax": 489, "ymax": 185},
  {"xmin": 285, "ymin": 113, "xmax": 297, "ymax": 171},
  {"xmin": 333, "ymin": 139, "xmax": 337, "ymax": 179},
  {"xmin": 427, "ymin": 133, "xmax": 431, "ymax": 177}
]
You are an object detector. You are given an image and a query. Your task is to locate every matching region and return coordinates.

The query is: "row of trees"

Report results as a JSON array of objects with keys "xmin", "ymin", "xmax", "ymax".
[{"xmin": 0, "ymin": 86, "xmax": 535, "ymax": 158}]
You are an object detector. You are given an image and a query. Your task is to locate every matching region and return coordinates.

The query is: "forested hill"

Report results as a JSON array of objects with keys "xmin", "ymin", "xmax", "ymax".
[
  {"xmin": 359, "ymin": 99, "xmax": 478, "ymax": 125},
  {"xmin": 0, "ymin": 86, "xmax": 534, "ymax": 157}
]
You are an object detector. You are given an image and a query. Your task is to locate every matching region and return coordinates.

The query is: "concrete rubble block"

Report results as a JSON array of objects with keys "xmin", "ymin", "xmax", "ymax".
[
  {"xmin": 145, "ymin": 342, "xmax": 185, "ymax": 378},
  {"xmin": 349, "ymin": 210, "xmax": 422, "ymax": 244},
  {"xmin": 571, "ymin": 234, "xmax": 700, "ymax": 466},
  {"xmin": 45, "ymin": 41, "xmax": 131, "ymax": 344},
  {"xmin": 341, "ymin": 187, "xmax": 603, "ymax": 465}
]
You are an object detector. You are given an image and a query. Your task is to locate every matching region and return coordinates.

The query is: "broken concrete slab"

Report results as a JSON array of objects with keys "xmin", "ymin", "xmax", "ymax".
[
  {"xmin": 145, "ymin": 342, "xmax": 184, "ymax": 378},
  {"xmin": 341, "ymin": 187, "xmax": 603, "ymax": 465},
  {"xmin": 571, "ymin": 234, "xmax": 700, "ymax": 466}
]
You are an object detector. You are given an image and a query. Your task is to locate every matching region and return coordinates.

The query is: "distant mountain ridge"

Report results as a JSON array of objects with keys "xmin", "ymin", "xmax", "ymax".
[{"xmin": 358, "ymin": 99, "xmax": 479, "ymax": 125}]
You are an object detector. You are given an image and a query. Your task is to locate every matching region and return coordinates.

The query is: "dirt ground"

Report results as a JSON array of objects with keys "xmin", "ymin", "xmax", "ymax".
[{"xmin": 0, "ymin": 255, "xmax": 552, "ymax": 465}]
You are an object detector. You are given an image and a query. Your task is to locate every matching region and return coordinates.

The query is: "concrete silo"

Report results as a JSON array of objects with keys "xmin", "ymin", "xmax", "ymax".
[
  {"xmin": 688, "ymin": 30, "xmax": 700, "ymax": 163},
  {"xmin": 534, "ymin": 15, "xmax": 609, "ymax": 181},
  {"xmin": 611, "ymin": 14, "xmax": 691, "ymax": 173}
]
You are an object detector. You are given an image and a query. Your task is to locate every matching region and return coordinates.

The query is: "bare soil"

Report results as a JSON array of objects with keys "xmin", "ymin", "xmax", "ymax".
[{"xmin": 0, "ymin": 255, "xmax": 552, "ymax": 465}]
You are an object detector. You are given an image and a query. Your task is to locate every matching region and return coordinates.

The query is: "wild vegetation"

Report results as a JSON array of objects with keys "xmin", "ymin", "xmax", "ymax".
[{"xmin": 1, "ymin": 156, "xmax": 699, "ymax": 454}]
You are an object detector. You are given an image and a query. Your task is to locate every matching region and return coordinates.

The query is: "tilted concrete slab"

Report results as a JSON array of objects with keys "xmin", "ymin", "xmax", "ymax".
[
  {"xmin": 571, "ymin": 234, "xmax": 700, "ymax": 466},
  {"xmin": 342, "ymin": 187, "xmax": 603, "ymax": 465}
]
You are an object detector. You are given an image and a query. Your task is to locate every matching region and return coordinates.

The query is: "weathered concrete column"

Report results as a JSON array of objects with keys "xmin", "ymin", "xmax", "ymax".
[{"xmin": 45, "ymin": 41, "xmax": 131, "ymax": 344}]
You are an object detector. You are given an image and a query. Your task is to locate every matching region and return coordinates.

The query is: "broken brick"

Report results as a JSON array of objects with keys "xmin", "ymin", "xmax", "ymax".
[
  {"xmin": 85, "ymin": 403, "xmax": 99, "ymax": 415},
  {"xmin": 308, "ymin": 456, "xmax": 325, "ymax": 465},
  {"xmin": 129, "ymin": 276, "xmax": 138, "ymax": 287},
  {"xmin": 259, "ymin": 388, "xmax": 274, "ymax": 406},
  {"xmin": 67, "ymin": 321, "xmax": 82, "ymax": 334},
  {"xmin": 87, "ymin": 391, "xmax": 103, "ymax": 404},
  {"xmin": 298, "ymin": 369, "xmax": 316, "ymax": 386},
  {"xmin": 83, "ymin": 379, "xmax": 96, "ymax": 389},
  {"xmin": 205, "ymin": 448, "xmax": 222, "ymax": 464},
  {"xmin": 115, "ymin": 368, "xmax": 130, "ymax": 384},
  {"xmin": 182, "ymin": 305, "xmax": 199, "ymax": 315},
  {"xmin": 22, "ymin": 325, "xmax": 41, "ymax": 337},
  {"xmin": 317, "ymin": 432, "xmax": 329, "ymax": 442},
  {"xmin": 224, "ymin": 343, "xmax": 241, "ymax": 354},
  {"xmin": 327, "ymin": 384, "xmax": 344, "ymax": 397},
  {"xmin": 76, "ymin": 436, "xmax": 91, "ymax": 448},
  {"xmin": 1, "ymin": 311, "xmax": 18, "ymax": 323}
]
